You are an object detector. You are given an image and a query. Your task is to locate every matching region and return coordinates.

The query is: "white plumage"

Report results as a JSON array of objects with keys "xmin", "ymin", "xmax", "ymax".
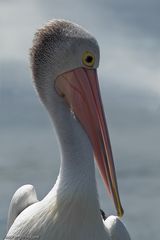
[
  {"xmin": 5, "ymin": 19, "xmax": 131, "ymax": 240},
  {"xmin": 7, "ymin": 184, "xmax": 38, "ymax": 231}
]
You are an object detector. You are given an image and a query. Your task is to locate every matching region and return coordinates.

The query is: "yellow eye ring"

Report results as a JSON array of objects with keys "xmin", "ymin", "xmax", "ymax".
[{"xmin": 82, "ymin": 51, "xmax": 95, "ymax": 68}]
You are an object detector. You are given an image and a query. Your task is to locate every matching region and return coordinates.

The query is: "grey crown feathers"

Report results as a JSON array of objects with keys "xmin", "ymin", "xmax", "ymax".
[{"xmin": 30, "ymin": 19, "xmax": 100, "ymax": 100}]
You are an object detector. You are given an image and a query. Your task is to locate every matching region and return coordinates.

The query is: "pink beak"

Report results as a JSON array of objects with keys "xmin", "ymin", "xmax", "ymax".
[{"xmin": 55, "ymin": 68, "xmax": 124, "ymax": 217}]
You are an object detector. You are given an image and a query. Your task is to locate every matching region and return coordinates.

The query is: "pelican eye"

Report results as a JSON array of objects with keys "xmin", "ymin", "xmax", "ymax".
[{"xmin": 82, "ymin": 51, "xmax": 95, "ymax": 68}]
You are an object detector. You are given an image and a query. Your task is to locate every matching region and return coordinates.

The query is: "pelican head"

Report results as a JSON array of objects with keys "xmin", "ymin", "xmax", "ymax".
[{"xmin": 30, "ymin": 19, "xmax": 123, "ymax": 217}]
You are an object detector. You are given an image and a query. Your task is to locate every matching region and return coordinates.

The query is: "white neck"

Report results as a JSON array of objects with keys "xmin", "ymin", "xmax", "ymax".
[
  {"xmin": 40, "ymin": 88, "xmax": 108, "ymax": 239},
  {"xmin": 46, "ymin": 98, "xmax": 100, "ymax": 207}
]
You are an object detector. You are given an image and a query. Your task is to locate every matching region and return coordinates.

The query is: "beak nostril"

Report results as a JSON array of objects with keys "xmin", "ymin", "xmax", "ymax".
[
  {"xmin": 54, "ymin": 79, "xmax": 65, "ymax": 98},
  {"xmin": 55, "ymin": 75, "xmax": 69, "ymax": 98},
  {"xmin": 61, "ymin": 93, "xmax": 65, "ymax": 98},
  {"xmin": 55, "ymin": 87, "xmax": 65, "ymax": 98}
]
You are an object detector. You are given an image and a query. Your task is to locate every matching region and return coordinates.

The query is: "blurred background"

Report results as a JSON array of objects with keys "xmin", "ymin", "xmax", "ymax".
[{"xmin": 0, "ymin": 0, "xmax": 160, "ymax": 239}]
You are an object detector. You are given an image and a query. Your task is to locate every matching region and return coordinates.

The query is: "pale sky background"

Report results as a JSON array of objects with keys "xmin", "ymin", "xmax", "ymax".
[{"xmin": 0, "ymin": 0, "xmax": 160, "ymax": 239}]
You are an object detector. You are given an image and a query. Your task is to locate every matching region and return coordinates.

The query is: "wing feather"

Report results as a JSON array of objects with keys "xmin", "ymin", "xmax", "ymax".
[
  {"xmin": 7, "ymin": 184, "xmax": 38, "ymax": 231},
  {"xmin": 104, "ymin": 215, "xmax": 131, "ymax": 240}
]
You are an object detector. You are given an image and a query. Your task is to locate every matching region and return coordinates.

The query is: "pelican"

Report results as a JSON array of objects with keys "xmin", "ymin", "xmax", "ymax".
[{"xmin": 4, "ymin": 20, "xmax": 130, "ymax": 240}]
